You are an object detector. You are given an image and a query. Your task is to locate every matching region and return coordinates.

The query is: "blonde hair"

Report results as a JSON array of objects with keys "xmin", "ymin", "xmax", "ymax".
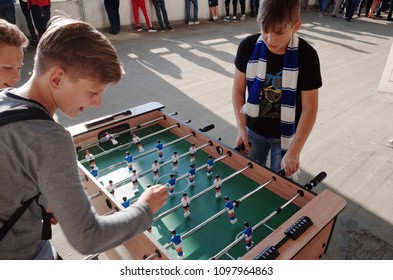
[
  {"xmin": 257, "ymin": 0, "xmax": 301, "ymax": 33},
  {"xmin": 0, "ymin": 19, "xmax": 28, "ymax": 48},
  {"xmin": 34, "ymin": 16, "xmax": 123, "ymax": 84}
]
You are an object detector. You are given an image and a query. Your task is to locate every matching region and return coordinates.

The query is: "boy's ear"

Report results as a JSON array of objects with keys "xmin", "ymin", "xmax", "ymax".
[
  {"xmin": 48, "ymin": 67, "xmax": 66, "ymax": 89},
  {"xmin": 293, "ymin": 20, "xmax": 302, "ymax": 33}
]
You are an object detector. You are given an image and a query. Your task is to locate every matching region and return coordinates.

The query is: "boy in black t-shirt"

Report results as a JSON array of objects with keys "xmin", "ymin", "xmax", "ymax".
[{"xmin": 232, "ymin": 0, "xmax": 322, "ymax": 177}]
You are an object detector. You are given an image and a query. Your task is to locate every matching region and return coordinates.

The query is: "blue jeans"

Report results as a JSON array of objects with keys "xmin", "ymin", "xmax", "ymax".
[
  {"xmin": 247, "ymin": 128, "xmax": 282, "ymax": 172},
  {"xmin": 152, "ymin": 0, "xmax": 170, "ymax": 29},
  {"xmin": 185, "ymin": 0, "xmax": 198, "ymax": 22},
  {"xmin": 0, "ymin": 3, "xmax": 16, "ymax": 24}
]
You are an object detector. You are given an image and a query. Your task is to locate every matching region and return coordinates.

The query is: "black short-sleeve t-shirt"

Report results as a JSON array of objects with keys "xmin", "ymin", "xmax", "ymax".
[{"xmin": 234, "ymin": 34, "xmax": 322, "ymax": 138}]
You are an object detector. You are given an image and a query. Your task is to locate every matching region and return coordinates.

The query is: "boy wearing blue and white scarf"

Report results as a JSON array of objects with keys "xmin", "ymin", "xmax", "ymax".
[{"xmin": 232, "ymin": 0, "xmax": 322, "ymax": 177}]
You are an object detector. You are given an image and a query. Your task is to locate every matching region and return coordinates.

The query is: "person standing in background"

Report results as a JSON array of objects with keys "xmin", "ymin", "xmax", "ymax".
[
  {"xmin": 130, "ymin": 0, "xmax": 156, "ymax": 32},
  {"xmin": 28, "ymin": 0, "xmax": 51, "ymax": 38},
  {"xmin": 18, "ymin": 0, "xmax": 38, "ymax": 45},
  {"xmin": 208, "ymin": 0, "xmax": 219, "ymax": 22},
  {"xmin": 152, "ymin": 0, "xmax": 174, "ymax": 31},
  {"xmin": 104, "ymin": 0, "xmax": 121, "ymax": 34},
  {"xmin": 185, "ymin": 0, "xmax": 199, "ymax": 25},
  {"xmin": 0, "ymin": 0, "xmax": 16, "ymax": 23},
  {"xmin": 250, "ymin": 0, "xmax": 259, "ymax": 17}
]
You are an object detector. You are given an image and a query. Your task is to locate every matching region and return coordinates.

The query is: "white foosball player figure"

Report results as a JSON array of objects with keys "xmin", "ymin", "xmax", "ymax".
[
  {"xmin": 130, "ymin": 170, "xmax": 139, "ymax": 192},
  {"xmin": 152, "ymin": 160, "xmax": 160, "ymax": 180},
  {"xmin": 189, "ymin": 143, "xmax": 197, "ymax": 162},
  {"xmin": 132, "ymin": 132, "xmax": 144, "ymax": 152},
  {"xmin": 105, "ymin": 132, "xmax": 118, "ymax": 145},
  {"xmin": 214, "ymin": 175, "xmax": 222, "ymax": 198},
  {"xmin": 181, "ymin": 193, "xmax": 191, "ymax": 218},
  {"xmin": 172, "ymin": 151, "xmax": 179, "ymax": 171}
]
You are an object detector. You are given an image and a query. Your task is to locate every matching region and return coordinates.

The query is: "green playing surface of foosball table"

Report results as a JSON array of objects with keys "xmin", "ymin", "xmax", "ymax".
[{"xmin": 77, "ymin": 124, "xmax": 300, "ymax": 260}]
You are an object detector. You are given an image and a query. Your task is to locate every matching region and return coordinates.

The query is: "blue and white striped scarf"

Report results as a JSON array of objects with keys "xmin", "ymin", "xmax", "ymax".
[{"xmin": 241, "ymin": 34, "xmax": 299, "ymax": 155}]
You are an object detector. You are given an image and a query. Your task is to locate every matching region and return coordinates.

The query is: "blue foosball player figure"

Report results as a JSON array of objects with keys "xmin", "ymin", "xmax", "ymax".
[
  {"xmin": 90, "ymin": 165, "xmax": 99, "ymax": 178},
  {"xmin": 224, "ymin": 196, "xmax": 237, "ymax": 224},
  {"xmin": 188, "ymin": 164, "xmax": 196, "ymax": 186},
  {"xmin": 170, "ymin": 229, "xmax": 184, "ymax": 259},
  {"xmin": 121, "ymin": 197, "xmax": 130, "ymax": 208},
  {"xmin": 125, "ymin": 151, "xmax": 133, "ymax": 172},
  {"xmin": 168, "ymin": 174, "xmax": 176, "ymax": 196},
  {"xmin": 243, "ymin": 221, "xmax": 254, "ymax": 250},
  {"xmin": 156, "ymin": 139, "xmax": 164, "ymax": 162},
  {"xmin": 206, "ymin": 155, "xmax": 214, "ymax": 176}
]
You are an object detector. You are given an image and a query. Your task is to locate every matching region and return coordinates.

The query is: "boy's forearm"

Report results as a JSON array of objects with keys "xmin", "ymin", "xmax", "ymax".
[
  {"xmin": 287, "ymin": 90, "xmax": 318, "ymax": 157},
  {"xmin": 232, "ymin": 70, "xmax": 247, "ymax": 131}
]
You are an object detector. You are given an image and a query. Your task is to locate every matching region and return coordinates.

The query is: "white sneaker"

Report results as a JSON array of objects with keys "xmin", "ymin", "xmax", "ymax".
[
  {"xmin": 240, "ymin": 14, "xmax": 246, "ymax": 20},
  {"xmin": 194, "ymin": 21, "xmax": 200, "ymax": 25},
  {"xmin": 188, "ymin": 21, "xmax": 194, "ymax": 25},
  {"xmin": 224, "ymin": 16, "xmax": 230, "ymax": 22}
]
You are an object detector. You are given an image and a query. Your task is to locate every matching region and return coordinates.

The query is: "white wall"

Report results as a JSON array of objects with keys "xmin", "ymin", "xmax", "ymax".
[{"xmin": 14, "ymin": 0, "xmax": 319, "ymax": 35}]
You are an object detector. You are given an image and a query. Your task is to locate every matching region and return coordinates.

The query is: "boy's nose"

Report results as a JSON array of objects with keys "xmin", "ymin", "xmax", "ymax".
[
  {"xmin": 12, "ymin": 69, "xmax": 21, "ymax": 84},
  {"xmin": 92, "ymin": 96, "xmax": 102, "ymax": 108}
]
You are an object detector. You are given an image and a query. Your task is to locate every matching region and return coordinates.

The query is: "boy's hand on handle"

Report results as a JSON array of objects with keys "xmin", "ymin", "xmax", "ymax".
[
  {"xmin": 235, "ymin": 129, "xmax": 250, "ymax": 155},
  {"xmin": 138, "ymin": 184, "xmax": 168, "ymax": 214},
  {"xmin": 281, "ymin": 152, "xmax": 300, "ymax": 177}
]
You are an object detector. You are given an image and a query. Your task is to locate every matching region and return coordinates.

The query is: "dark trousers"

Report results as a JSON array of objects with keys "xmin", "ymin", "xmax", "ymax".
[
  {"xmin": 239, "ymin": 0, "xmax": 246, "ymax": 14},
  {"xmin": 250, "ymin": 0, "xmax": 259, "ymax": 17},
  {"xmin": 104, "ymin": 0, "xmax": 120, "ymax": 34},
  {"xmin": 0, "ymin": 3, "xmax": 16, "ymax": 24},
  {"xmin": 152, "ymin": 0, "xmax": 170, "ymax": 29},
  {"xmin": 225, "ymin": 0, "xmax": 238, "ymax": 17},
  {"xmin": 346, "ymin": 0, "xmax": 360, "ymax": 20},
  {"xmin": 19, "ymin": 1, "xmax": 38, "ymax": 41},
  {"xmin": 30, "ymin": 5, "xmax": 51, "ymax": 37},
  {"xmin": 357, "ymin": 0, "xmax": 373, "ymax": 15}
]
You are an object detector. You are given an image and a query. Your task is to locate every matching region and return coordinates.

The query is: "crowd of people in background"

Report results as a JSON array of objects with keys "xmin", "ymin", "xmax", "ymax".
[
  {"xmin": 0, "ymin": 0, "xmax": 392, "ymax": 43},
  {"xmin": 318, "ymin": 0, "xmax": 393, "ymax": 21}
]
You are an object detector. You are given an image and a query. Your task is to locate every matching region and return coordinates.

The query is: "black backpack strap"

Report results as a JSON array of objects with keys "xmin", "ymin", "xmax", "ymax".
[
  {"xmin": 0, "ymin": 193, "xmax": 41, "ymax": 241},
  {"xmin": 0, "ymin": 106, "xmax": 52, "ymax": 126}
]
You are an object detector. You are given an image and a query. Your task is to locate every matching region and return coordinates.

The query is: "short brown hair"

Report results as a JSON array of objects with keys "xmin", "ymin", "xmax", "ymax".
[
  {"xmin": 257, "ymin": 0, "xmax": 301, "ymax": 33},
  {"xmin": 0, "ymin": 19, "xmax": 28, "ymax": 48},
  {"xmin": 34, "ymin": 16, "xmax": 123, "ymax": 84}
]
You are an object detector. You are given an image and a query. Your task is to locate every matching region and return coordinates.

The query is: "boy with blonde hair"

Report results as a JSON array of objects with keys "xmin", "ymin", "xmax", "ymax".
[
  {"xmin": 0, "ymin": 16, "xmax": 168, "ymax": 259},
  {"xmin": 232, "ymin": 0, "xmax": 322, "ymax": 177},
  {"xmin": 0, "ymin": 19, "xmax": 28, "ymax": 89}
]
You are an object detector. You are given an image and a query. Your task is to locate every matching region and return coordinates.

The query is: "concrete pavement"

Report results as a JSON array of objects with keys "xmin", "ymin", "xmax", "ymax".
[{"xmin": 19, "ymin": 10, "xmax": 393, "ymax": 259}]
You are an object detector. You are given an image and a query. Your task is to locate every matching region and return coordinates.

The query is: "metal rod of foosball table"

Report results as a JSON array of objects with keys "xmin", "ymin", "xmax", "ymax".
[
  {"xmin": 77, "ymin": 114, "xmax": 173, "ymax": 152},
  {"xmin": 137, "ymin": 141, "xmax": 213, "ymax": 178},
  {"xmin": 163, "ymin": 177, "xmax": 276, "ymax": 249},
  {"xmin": 133, "ymin": 132, "xmax": 194, "ymax": 160},
  {"xmin": 112, "ymin": 133, "xmax": 195, "ymax": 187},
  {"xmin": 210, "ymin": 190, "xmax": 303, "ymax": 260},
  {"xmin": 151, "ymin": 153, "xmax": 236, "ymax": 222},
  {"xmin": 95, "ymin": 123, "xmax": 186, "ymax": 172},
  {"xmin": 81, "ymin": 121, "xmax": 188, "ymax": 164}
]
